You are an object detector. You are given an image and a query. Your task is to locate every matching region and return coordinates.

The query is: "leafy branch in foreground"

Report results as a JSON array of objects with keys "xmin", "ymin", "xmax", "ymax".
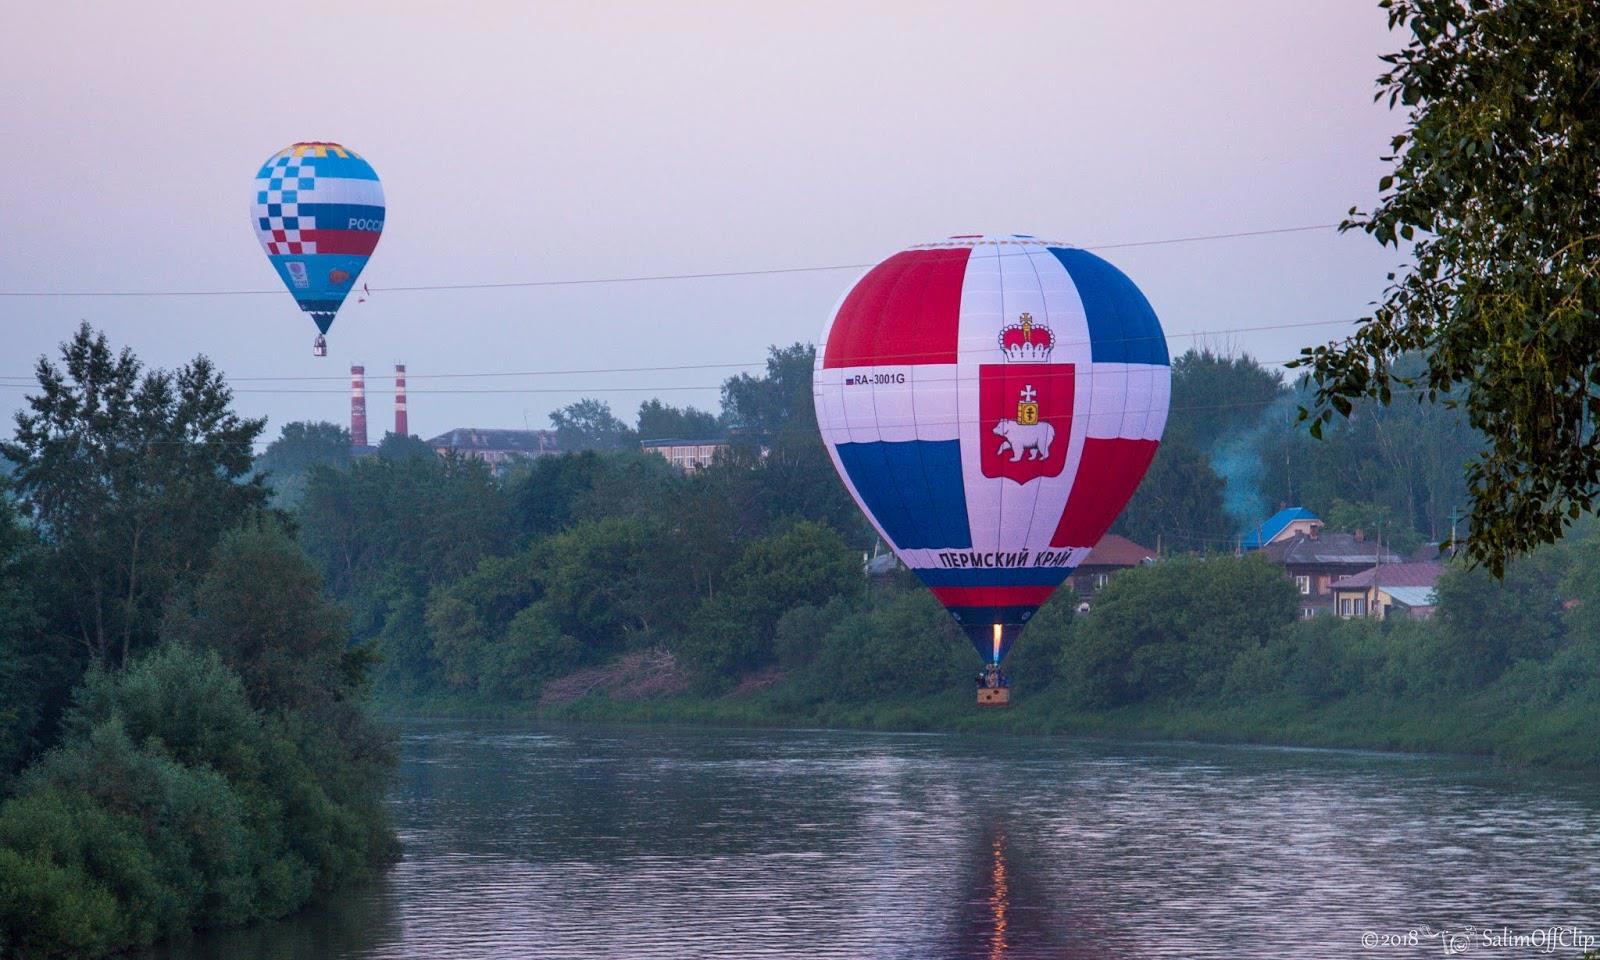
[{"xmin": 1292, "ymin": 0, "xmax": 1600, "ymax": 575}]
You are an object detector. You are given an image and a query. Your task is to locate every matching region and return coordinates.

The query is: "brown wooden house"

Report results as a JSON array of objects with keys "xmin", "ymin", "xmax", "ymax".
[{"xmin": 1068, "ymin": 534, "xmax": 1156, "ymax": 605}]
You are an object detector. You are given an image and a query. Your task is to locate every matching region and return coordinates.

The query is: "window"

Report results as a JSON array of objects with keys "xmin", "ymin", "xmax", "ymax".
[
  {"xmin": 1295, "ymin": 575, "xmax": 1311, "ymax": 595},
  {"xmin": 1093, "ymin": 573, "xmax": 1110, "ymax": 590}
]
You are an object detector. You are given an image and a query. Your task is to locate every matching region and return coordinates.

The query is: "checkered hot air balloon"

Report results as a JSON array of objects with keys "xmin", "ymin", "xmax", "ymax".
[
  {"xmin": 251, "ymin": 141, "xmax": 384, "ymax": 355},
  {"xmin": 814, "ymin": 235, "xmax": 1170, "ymax": 667}
]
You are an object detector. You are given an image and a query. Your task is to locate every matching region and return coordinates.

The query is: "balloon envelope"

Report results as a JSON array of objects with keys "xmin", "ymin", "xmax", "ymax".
[
  {"xmin": 813, "ymin": 235, "xmax": 1170, "ymax": 663},
  {"xmin": 251, "ymin": 142, "xmax": 384, "ymax": 335}
]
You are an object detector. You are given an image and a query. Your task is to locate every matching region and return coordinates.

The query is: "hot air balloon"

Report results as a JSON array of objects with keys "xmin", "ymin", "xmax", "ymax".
[
  {"xmin": 251, "ymin": 142, "xmax": 384, "ymax": 356},
  {"xmin": 813, "ymin": 235, "xmax": 1170, "ymax": 703}
]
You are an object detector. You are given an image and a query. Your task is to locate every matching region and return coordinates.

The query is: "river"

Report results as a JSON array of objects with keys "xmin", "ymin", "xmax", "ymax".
[{"xmin": 150, "ymin": 720, "xmax": 1600, "ymax": 959}]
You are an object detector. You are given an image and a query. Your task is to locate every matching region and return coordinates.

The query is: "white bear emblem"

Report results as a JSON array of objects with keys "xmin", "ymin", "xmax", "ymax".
[{"xmin": 992, "ymin": 419, "xmax": 1055, "ymax": 462}]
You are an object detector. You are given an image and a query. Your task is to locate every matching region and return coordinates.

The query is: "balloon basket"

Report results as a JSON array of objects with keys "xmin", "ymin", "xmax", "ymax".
[{"xmin": 977, "ymin": 687, "xmax": 1010, "ymax": 707}]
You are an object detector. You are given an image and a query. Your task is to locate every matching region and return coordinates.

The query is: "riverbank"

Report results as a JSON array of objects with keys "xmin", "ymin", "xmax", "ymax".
[{"xmin": 376, "ymin": 675, "xmax": 1600, "ymax": 772}]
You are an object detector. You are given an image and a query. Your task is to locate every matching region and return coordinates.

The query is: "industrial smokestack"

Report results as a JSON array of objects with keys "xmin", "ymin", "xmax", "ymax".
[
  {"xmin": 350, "ymin": 364, "xmax": 368, "ymax": 448},
  {"xmin": 394, "ymin": 363, "xmax": 408, "ymax": 438}
]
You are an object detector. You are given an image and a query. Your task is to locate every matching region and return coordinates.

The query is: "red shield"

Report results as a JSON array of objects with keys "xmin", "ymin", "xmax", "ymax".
[{"xmin": 979, "ymin": 363, "xmax": 1074, "ymax": 484}]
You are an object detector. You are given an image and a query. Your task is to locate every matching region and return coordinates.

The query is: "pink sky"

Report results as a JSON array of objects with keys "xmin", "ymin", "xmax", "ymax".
[{"xmin": 1, "ymin": 1, "xmax": 1404, "ymax": 444}]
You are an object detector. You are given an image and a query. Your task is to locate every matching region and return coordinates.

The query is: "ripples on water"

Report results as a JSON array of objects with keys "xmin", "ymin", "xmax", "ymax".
[{"xmin": 152, "ymin": 722, "xmax": 1600, "ymax": 959}]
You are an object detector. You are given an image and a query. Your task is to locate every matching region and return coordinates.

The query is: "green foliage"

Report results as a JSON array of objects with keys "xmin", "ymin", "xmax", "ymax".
[
  {"xmin": 1003, "ymin": 591, "xmax": 1075, "ymax": 690},
  {"xmin": 0, "ymin": 644, "xmax": 395, "ymax": 957},
  {"xmin": 535, "ymin": 517, "xmax": 687, "ymax": 650},
  {"xmin": 0, "ymin": 323, "xmax": 268, "ymax": 666},
  {"xmin": 678, "ymin": 521, "xmax": 859, "ymax": 676},
  {"xmin": 507, "ymin": 450, "xmax": 678, "ymax": 541},
  {"xmin": 1166, "ymin": 348, "xmax": 1285, "ymax": 453},
  {"xmin": 549, "ymin": 398, "xmax": 637, "ymax": 452},
  {"xmin": 1113, "ymin": 436, "xmax": 1232, "ymax": 552},
  {"xmin": 0, "ymin": 482, "xmax": 62, "ymax": 787},
  {"xmin": 375, "ymin": 432, "xmax": 433, "ymax": 461},
  {"xmin": 636, "ymin": 399, "xmax": 722, "ymax": 442},
  {"xmin": 161, "ymin": 524, "xmax": 363, "ymax": 714},
  {"xmin": 297, "ymin": 453, "xmax": 511, "ymax": 600},
  {"xmin": 1433, "ymin": 547, "xmax": 1567, "ymax": 685},
  {"xmin": 809, "ymin": 592, "xmax": 969, "ymax": 700},
  {"xmin": 1294, "ymin": 0, "xmax": 1600, "ymax": 574},
  {"xmin": 0, "ymin": 330, "xmax": 395, "ymax": 958},
  {"xmin": 720, "ymin": 343, "xmax": 817, "ymax": 440},
  {"xmin": 1320, "ymin": 498, "xmax": 1423, "ymax": 556},
  {"xmin": 1059, "ymin": 556, "xmax": 1296, "ymax": 706},
  {"xmin": 254, "ymin": 421, "xmax": 350, "ymax": 505}
]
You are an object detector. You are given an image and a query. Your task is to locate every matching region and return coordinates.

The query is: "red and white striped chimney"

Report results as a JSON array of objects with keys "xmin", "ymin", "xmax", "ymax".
[
  {"xmin": 350, "ymin": 364, "xmax": 368, "ymax": 448},
  {"xmin": 394, "ymin": 363, "xmax": 408, "ymax": 438}
]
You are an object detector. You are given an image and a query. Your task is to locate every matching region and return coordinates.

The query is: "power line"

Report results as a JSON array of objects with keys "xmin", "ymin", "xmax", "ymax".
[
  {"xmin": 0, "ymin": 223, "xmax": 1338, "ymax": 299},
  {"xmin": 0, "ymin": 315, "xmax": 1358, "ymax": 385},
  {"xmin": 0, "ymin": 386, "xmax": 1435, "ymax": 452}
]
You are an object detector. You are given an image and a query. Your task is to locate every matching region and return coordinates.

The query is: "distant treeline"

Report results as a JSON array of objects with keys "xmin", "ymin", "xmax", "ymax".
[
  {"xmin": 249, "ymin": 342, "xmax": 1599, "ymax": 767},
  {"xmin": 0, "ymin": 326, "xmax": 396, "ymax": 959}
]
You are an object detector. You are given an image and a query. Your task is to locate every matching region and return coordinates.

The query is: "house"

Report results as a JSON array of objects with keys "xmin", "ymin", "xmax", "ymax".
[
  {"xmin": 1329, "ymin": 562, "xmax": 1445, "ymax": 620},
  {"xmin": 1068, "ymin": 534, "xmax": 1156, "ymax": 605},
  {"xmin": 640, "ymin": 437, "xmax": 730, "ymax": 471},
  {"xmin": 1241, "ymin": 506, "xmax": 1323, "ymax": 549},
  {"xmin": 1259, "ymin": 529, "xmax": 1403, "ymax": 618},
  {"xmin": 426, "ymin": 428, "xmax": 560, "ymax": 473}
]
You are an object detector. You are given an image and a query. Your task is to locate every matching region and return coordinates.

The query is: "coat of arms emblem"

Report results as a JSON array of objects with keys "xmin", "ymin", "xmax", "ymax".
[{"xmin": 979, "ymin": 312, "xmax": 1074, "ymax": 483}]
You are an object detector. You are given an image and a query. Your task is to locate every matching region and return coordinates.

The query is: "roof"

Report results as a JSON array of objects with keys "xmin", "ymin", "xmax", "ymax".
[
  {"xmin": 1261, "ymin": 532, "xmax": 1404, "ymax": 567},
  {"xmin": 1080, "ymin": 533, "xmax": 1156, "ymax": 568},
  {"xmin": 1241, "ymin": 507, "xmax": 1321, "ymax": 549},
  {"xmin": 639, "ymin": 437, "xmax": 730, "ymax": 448},
  {"xmin": 1337, "ymin": 562, "xmax": 1447, "ymax": 590},
  {"xmin": 426, "ymin": 428, "xmax": 559, "ymax": 454},
  {"xmin": 1329, "ymin": 562, "xmax": 1446, "ymax": 590},
  {"xmin": 1380, "ymin": 586, "xmax": 1438, "ymax": 607}
]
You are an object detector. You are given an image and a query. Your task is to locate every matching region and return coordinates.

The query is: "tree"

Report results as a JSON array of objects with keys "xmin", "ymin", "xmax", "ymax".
[
  {"xmin": 254, "ymin": 421, "xmax": 350, "ymax": 479},
  {"xmin": 1433, "ymin": 546, "xmax": 1568, "ymax": 686},
  {"xmin": 1321, "ymin": 498, "xmax": 1422, "ymax": 556},
  {"xmin": 375, "ymin": 432, "xmax": 433, "ymax": 461},
  {"xmin": 161, "ymin": 525, "xmax": 365, "ymax": 714},
  {"xmin": 1165, "ymin": 349, "xmax": 1285, "ymax": 453},
  {"xmin": 534, "ymin": 517, "xmax": 689, "ymax": 652},
  {"xmin": 0, "ymin": 643, "xmax": 396, "ymax": 957},
  {"xmin": 1112, "ymin": 437, "xmax": 1232, "ymax": 552},
  {"xmin": 549, "ymin": 398, "xmax": 637, "ymax": 452},
  {"xmin": 296, "ymin": 453, "xmax": 511, "ymax": 601},
  {"xmin": 679, "ymin": 521, "xmax": 859, "ymax": 676},
  {"xmin": 507, "ymin": 449, "xmax": 679, "ymax": 541},
  {"xmin": 1059, "ymin": 555, "xmax": 1296, "ymax": 706},
  {"xmin": 636, "ymin": 399, "xmax": 722, "ymax": 442},
  {"xmin": 1294, "ymin": 0, "xmax": 1600, "ymax": 574},
  {"xmin": 0, "ymin": 481, "xmax": 61, "ymax": 785},
  {"xmin": 0, "ymin": 324, "xmax": 267, "ymax": 665},
  {"xmin": 720, "ymin": 343, "xmax": 816, "ymax": 440}
]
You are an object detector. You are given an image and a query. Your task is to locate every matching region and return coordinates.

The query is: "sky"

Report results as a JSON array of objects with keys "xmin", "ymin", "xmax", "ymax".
[{"xmin": 1, "ymin": 1, "xmax": 1407, "ymax": 448}]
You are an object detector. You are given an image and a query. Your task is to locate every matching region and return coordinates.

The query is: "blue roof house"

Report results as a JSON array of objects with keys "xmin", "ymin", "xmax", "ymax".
[{"xmin": 1241, "ymin": 507, "xmax": 1323, "ymax": 550}]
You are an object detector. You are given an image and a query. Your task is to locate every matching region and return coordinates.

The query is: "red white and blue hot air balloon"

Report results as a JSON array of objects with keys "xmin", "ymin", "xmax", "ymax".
[
  {"xmin": 814, "ymin": 235, "xmax": 1170, "ymax": 667},
  {"xmin": 251, "ymin": 141, "xmax": 385, "ymax": 355}
]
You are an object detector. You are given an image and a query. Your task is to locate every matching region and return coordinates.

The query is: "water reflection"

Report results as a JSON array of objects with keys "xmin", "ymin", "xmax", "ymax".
[
  {"xmin": 987, "ymin": 833, "xmax": 1009, "ymax": 960},
  {"xmin": 145, "ymin": 723, "xmax": 1600, "ymax": 960},
  {"xmin": 151, "ymin": 875, "xmax": 401, "ymax": 960}
]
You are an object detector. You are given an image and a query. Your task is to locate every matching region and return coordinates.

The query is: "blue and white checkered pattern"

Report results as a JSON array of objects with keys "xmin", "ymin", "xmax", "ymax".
[{"xmin": 254, "ymin": 154, "xmax": 319, "ymax": 254}]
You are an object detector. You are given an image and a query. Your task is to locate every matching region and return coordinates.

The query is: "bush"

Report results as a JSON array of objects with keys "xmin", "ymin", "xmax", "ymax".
[
  {"xmin": 1058, "ymin": 555, "xmax": 1296, "ymax": 707},
  {"xmin": 678, "ymin": 521, "xmax": 860, "ymax": 676},
  {"xmin": 802, "ymin": 591, "xmax": 969, "ymax": 700},
  {"xmin": 0, "ymin": 644, "xmax": 395, "ymax": 957}
]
